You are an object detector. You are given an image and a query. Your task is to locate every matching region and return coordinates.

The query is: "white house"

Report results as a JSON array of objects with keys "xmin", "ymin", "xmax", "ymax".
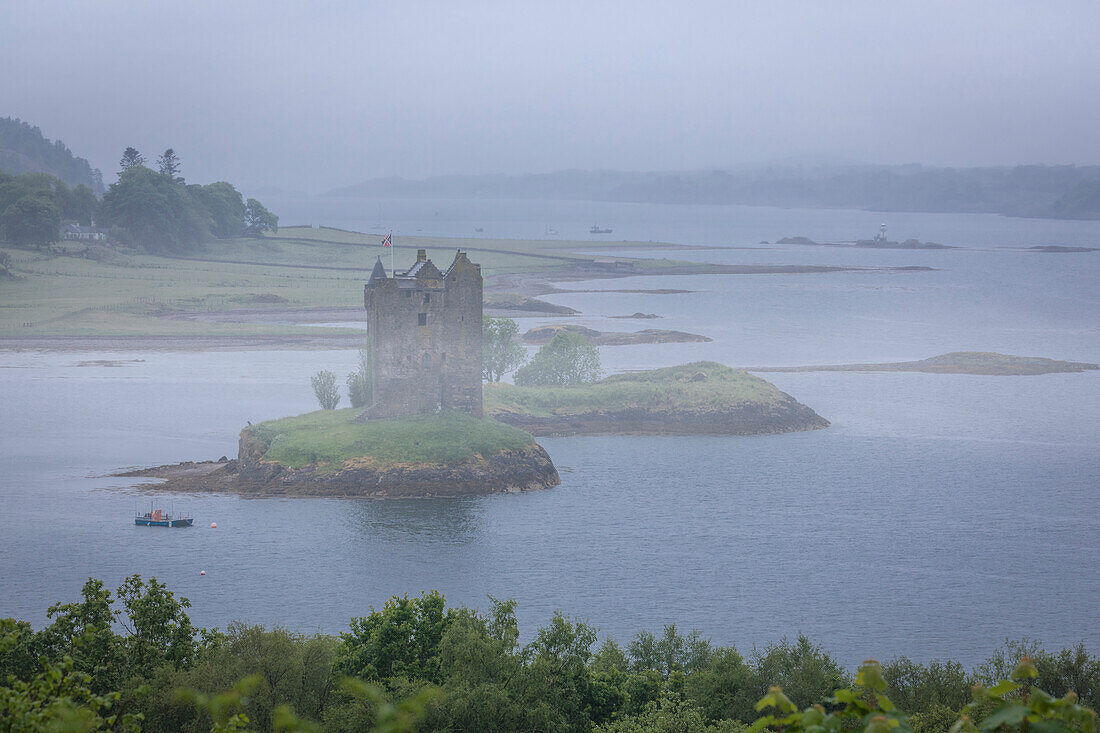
[{"xmin": 61, "ymin": 224, "xmax": 108, "ymax": 241}]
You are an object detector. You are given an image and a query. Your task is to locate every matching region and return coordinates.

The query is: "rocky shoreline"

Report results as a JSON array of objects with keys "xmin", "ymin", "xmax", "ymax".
[{"xmin": 117, "ymin": 442, "xmax": 561, "ymax": 499}]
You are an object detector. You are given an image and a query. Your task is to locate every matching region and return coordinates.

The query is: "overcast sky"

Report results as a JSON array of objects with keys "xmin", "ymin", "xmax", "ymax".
[{"xmin": 3, "ymin": 1, "xmax": 1099, "ymax": 193}]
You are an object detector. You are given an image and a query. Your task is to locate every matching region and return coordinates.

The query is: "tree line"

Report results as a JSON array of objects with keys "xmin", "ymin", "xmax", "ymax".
[
  {"xmin": 99, "ymin": 147, "xmax": 278, "ymax": 253},
  {"xmin": 1, "ymin": 580, "xmax": 1095, "ymax": 731},
  {"xmin": 0, "ymin": 171, "xmax": 97, "ymax": 248},
  {"xmin": 0, "ymin": 146, "xmax": 278, "ymax": 253}
]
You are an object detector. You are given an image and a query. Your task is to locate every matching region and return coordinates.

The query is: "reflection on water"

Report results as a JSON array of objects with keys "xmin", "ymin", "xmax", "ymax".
[{"xmin": 341, "ymin": 498, "xmax": 486, "ymax": 546}]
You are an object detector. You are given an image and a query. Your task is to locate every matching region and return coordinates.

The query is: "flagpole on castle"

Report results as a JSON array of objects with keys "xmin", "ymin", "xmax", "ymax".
[{"xmin": 382, "ymin": 231, "xmax": 394, "ymax": 275}]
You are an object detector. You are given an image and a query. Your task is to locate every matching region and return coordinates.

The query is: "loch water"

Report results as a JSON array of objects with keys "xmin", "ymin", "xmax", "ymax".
[{"xmin": 1, "ymin": 199, "xmax": 1098, "ymax": 669}]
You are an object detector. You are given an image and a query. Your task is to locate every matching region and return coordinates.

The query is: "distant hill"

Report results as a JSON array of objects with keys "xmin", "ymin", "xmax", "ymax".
[
  {"xmin": 0, "ymin": 117, "xmax": 103, "ymax": 193},
  {"xmin": 327, "ymin": 164, "xmax": 1100, "ymax": 219},
  {"xmin": 1043, "ymin": 179, "xmax": 1100, "ymax": 219}
]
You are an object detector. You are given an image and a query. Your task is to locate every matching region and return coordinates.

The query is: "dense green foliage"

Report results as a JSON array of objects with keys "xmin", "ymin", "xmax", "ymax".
[
  {"xmin": 96, "ymin": 147, "xmax": 271, "ymax": 253},
  {"xmin": 190, "ymin": 182, "xmax": 247, "ymax": 239},
  {"xmin": 245, "ymin": 198, "xmax": 279, "ymax": 235},
  {"xmin": 2, "ymin": 583, "xmax": 1095, "ymax": 732},
  {"xmin": 0, "ymin": 171, "xmax": 98, "ymax": 247},
  {"xmin": 514, "ymin": 331, "xmax": 602, "ymax": 386},
  {"xmin": 0, "ymin": 117, "xmax": 103, "ymax": 192},
  {"xmin": 244, "ymin": 409, "xmax": 535, "ymax": 469},
  {"xmin": 483, "ymin": 315, "xmax": 527, "ymax": 382},
  {"xmin": 487, "ymin": 361, "xmax": 784, "ymax": 417}
]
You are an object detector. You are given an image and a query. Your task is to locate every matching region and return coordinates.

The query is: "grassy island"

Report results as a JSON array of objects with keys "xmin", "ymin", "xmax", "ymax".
[
  {"xmin": 126, "ymin": 410, "xmax": 561, "ymax": 498},
  {"xmin": 484, "ymin": 362, "xmax": 829, "ymax": 435},
  {"xmin": 243, "ymin": 409, "xmax": 536, "ymax": 470}
]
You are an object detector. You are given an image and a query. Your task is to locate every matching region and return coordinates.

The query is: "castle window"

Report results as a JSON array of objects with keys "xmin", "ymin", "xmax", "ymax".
[
  {"xmin": 418, "ymin": 313, "xmax": 427, "ymax": 326},
  {"xmin": 423, "ymin": 293, "xmax": 430, "ymax": 304},
  {"xmin": 441, "ymin": 352, "xmax": 446, "ymax": 363},
  {"xmin": 404, "ymin": 291, "xmax": 411, "ymax": 298}
]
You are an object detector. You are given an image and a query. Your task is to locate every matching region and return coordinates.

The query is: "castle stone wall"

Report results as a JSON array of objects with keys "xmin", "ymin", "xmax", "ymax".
[{"xmin": 362, "ymin": 249, "xmax": 483, "ymax": 419}]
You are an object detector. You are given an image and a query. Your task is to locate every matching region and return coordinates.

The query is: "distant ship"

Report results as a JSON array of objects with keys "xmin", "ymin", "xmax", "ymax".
[
  {"xmin": 135, "ymin": 507, "xmax": 194, "ymax": 528},
  {"xmin": 590, "ymin": 224, "xmax": 612, "ymax": 234}
]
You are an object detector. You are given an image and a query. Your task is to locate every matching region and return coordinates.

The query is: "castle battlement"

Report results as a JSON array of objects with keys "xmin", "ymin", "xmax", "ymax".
[{"xmin": 362, "ymin": 249, "xmax": 483, "ymax": 419}]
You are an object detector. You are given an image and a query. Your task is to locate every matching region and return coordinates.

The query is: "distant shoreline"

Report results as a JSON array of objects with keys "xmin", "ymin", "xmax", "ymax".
[{"xmin": 747, "ymin": 352, "xmax": 1099, "ymax": 376}]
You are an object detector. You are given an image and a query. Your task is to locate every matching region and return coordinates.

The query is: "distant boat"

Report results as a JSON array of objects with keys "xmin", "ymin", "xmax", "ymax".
[
  {"xmin": 545, "ymin": 226, "xmax": 558, "ymax": 235},
  {"xmin": 590, "ymin": 224, "xmax": 612, "ymax": 234},
  {"xmin": 135, "ymin": 507, "xmax": 193, "ymax": 528},
  {"xmin": 474, "ymin": 227, "xmax": 484, "ymax": 232}
]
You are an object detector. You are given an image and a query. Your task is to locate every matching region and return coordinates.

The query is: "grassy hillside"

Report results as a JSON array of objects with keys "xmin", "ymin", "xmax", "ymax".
[
  {"xmin": 243, "ymin": 408, "xmax": 536, "ymax": 470},
  {"xmin": 484, "ymin": 362, "xmax": 786, "ymax": 418}
]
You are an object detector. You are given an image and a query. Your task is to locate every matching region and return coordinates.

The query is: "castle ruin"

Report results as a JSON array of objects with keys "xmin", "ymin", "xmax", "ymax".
[{"xmin": 362, "ymin": 249, "xmax": 483, "ymax": 419}]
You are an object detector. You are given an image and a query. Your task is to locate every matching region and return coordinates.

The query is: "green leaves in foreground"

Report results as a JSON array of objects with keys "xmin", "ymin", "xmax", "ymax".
[
  {"xmin": 950, "ymin": 658, "xmax": 1096, "ymax": 733},
  {"xmin": 750, "ymin": 660, "xmax": 913, "ymax": 733},
  {"xmin": 749, "ymin": 658, "xmax": 1096, "ymax": 733}
]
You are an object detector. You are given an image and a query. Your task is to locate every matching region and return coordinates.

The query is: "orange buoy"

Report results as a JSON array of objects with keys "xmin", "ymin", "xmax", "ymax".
[
  {"xmin": 210, "ymin": 522, "xmax": 217, "ymax": 528},
  {"xmin": 200, "ymin": 570, "xmax": 206, "ymax": 576}
]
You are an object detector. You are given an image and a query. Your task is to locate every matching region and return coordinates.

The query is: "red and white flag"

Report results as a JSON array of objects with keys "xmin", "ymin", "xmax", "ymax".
[{"xmin": 381, "ymin": 232, "xmax": 392, "ymax": 247}]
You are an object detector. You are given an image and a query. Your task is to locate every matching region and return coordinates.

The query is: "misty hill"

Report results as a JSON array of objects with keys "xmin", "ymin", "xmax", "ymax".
[
  {"xmin": 0, "ymin": 117, "xmax": 103, "ymax": 193},
  {"xmin": 328, "ymin": 164, "xmax": 1100, "ymax": 219}
]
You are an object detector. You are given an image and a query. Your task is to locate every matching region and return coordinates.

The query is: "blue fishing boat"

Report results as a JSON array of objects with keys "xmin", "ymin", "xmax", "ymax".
[{"xmin": 135, "ymin": 508, "xmax": 194, "ymax": 527}]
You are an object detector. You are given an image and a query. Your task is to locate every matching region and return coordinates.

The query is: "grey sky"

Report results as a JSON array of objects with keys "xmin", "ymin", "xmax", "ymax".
[{"xmin": 3, "ymin": 0, "xmax": 1098, "ymax": 192}]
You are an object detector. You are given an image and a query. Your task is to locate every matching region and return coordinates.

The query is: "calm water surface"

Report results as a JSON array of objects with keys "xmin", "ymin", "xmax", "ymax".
[{"xmin": 1, "ymin": 200, "xmax": 1098, "ymax": 668}]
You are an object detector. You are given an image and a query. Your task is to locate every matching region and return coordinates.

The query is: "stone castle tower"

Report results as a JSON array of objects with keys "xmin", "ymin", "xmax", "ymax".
[{"xmin": 362, "ymin": 249, "xmax": 483, "ymax": 419}]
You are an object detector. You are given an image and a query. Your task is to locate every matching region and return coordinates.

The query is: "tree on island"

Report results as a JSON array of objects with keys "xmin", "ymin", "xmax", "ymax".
[
  {"xmin": 482, "ymin": 315, "xmax": 526, "ymax": 382},
  {"xmin": 245, "ymin": 198, "xmax": 279, "ymax": 235},
  {"xmin": 513, "ymin": 331, "xmax": 601, "ymax": 386},
  {"xmin": 312, "ymin": 370, "xmax": 341, "ymax": 410},
  {"xmin": 156, "ymin": 148, "xmax": 182, "ymax": 183},
  {"xmin": 347, "ymin": 344, "xmax": 372, "ymax": 408},
  {"xmin": 119, "ymin": 146, "xmax": 145, "ymax": 172}
]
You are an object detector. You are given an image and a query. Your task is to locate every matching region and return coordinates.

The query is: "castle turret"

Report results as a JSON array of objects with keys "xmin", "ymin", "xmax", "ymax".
[
  {"xmin": 369, "ymin": 256, "xmax": 387, "ymax": 282},
  {"xmin": 361, "ymin": 249, "xmax": 483, "ymax": 419}
]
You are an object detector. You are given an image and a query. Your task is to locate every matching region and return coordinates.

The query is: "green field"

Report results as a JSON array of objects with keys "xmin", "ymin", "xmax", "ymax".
[
  {"xmin": 244, "ymin": 408, "xmax": 536, "ymax": 470},
  {"xmin": 0, "ymin": 226, "xmax": 673, "ymax": 338},
  {"xmin": 484, "ymin": 361, "xmax": 786, "ymax": 417}
]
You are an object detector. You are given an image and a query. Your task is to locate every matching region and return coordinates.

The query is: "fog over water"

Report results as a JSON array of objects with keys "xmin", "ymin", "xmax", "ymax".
[
  {"xmin": 1, "ymin": 202, "xmax": 1097, "ymax": 667},
  {"xmin": 2, "ymin": 0, "xmax": 1099, "ymax": 673},
  {"xmin": 3, "ymin": 2, "xmax": 1100, "ymax": 191}
]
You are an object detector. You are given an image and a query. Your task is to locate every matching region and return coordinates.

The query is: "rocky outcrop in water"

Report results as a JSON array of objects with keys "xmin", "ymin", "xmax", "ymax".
[
  {"xmin": 120, "ymin": 441, "xmax": 560, "ymax": 499},
  {"xmin": 232, "ymin": 440, "xmax": 560, "ymax": 498}
]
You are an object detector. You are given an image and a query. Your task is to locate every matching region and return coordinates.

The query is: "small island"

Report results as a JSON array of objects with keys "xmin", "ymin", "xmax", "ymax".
[
  {"xmin": 123, "ymin": 410, "xmax": 559, "ymax": 498},
  {"xmin": 485, "ymin": 362, "xmax": 828, "ymax": 436},
  {"xmin": 522, "ymin": 324, "xmax": 711, "ymax": 346},
  {"xmin": 749, "ymin": 351, "xmax": 1099, "ymax": 376}
]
